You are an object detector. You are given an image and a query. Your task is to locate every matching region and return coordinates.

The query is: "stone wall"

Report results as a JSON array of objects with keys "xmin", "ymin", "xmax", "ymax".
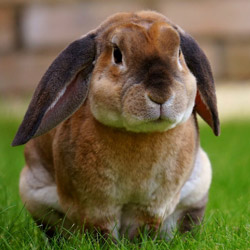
[{"xmin": 1, "ymin": 0, "xmax": 250, "ymax": 98}]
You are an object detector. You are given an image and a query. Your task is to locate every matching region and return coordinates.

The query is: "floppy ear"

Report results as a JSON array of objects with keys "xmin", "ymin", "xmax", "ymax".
[
  {"xmin": 179, "ymin": 31, "xmax": 220, "ymax": 136},
  {"xmin": 12, "ymin": 33, "xmax": 96, "ymax": 146}
]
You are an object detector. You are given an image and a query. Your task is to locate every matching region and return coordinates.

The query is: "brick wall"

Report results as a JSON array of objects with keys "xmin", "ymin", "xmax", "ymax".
[{"xmin": 0, "ymin": 0, "xmax": 250, "ymax": 98}]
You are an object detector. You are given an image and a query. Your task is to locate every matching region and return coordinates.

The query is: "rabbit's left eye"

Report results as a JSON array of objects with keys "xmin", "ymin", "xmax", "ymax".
[{"xmin": 113, "ymin": 46, "xmax": 123, "ymax": 64}]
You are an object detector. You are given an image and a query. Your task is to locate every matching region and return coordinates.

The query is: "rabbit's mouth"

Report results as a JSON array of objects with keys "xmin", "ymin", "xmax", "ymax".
[
  {"xmin": 120, "ymin": 95, "xmax": 192, "ymax": 133},
  {"xmin": 121, "ymin": 105, "xmax": 186, "ymax": 133},
  {"xmin": 123, "ymin": 117, "xmax": 179, "ymax": 133}
]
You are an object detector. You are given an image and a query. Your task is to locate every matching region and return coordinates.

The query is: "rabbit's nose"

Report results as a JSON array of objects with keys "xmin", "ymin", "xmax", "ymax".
[{"xmin": 147, "ymin": 93, "xmax": 167, "ymax": 105}]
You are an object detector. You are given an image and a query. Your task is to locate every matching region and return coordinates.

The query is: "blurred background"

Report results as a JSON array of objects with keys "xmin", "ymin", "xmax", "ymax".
[{"xmin": 0, "ymin": 0, "xmax": 250, "ymax": 119}]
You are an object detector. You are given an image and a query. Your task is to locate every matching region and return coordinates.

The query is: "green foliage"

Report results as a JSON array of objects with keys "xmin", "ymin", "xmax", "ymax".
[{"xmin": 0, "ymin": 115, "xmax": 249, "ymax": 249}]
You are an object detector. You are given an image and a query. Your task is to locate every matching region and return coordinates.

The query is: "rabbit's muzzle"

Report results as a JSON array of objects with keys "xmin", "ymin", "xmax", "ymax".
[
  {"xmin": 90, "ymin": 70, "xmax": 196, "ymax": 133},
  {"xmin": 121, "ymin": 83, "xmax": 187, "ymax": 132}
]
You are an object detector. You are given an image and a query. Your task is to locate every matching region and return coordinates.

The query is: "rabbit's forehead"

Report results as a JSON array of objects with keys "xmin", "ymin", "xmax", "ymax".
[{"xmin": 108, "ymin": 22, "xmax": 180, "ymax": 53}]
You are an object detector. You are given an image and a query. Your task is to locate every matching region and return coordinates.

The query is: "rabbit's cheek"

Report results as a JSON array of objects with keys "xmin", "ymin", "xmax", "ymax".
[
  {"xmin": 161, "ymin": 72, "xmax": 196, "ymax": 126},
  {"xmin": 160, "ymin": 93, "xmax": 186, "ymax": 124},
  {"xmin": 179, "ymin": 73, "xmax": 197, "ymax": 123},
  {"xmin": 89, "ymin": 77, "xmax": 123, "ymax": 128}
]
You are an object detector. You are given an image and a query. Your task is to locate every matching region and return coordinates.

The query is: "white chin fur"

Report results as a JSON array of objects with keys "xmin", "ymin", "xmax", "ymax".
[
  {"xmin": 91, "ymin": 104, "xmax": 194, "ymax": 133},
  {"xmin": 124, "ymin": 120, "xmax": 178, "ymax": 133},
  {"xmin": 92, "ymin": 105, "xmax": 179, "ymax": 133},
  {"xmin": 122, "ymin": 110, "xmax": 185, "ymax": 133}
]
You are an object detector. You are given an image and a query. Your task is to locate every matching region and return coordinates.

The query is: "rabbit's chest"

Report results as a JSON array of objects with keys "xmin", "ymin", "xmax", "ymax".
[
  {"xmin": 104, "ymin": 153, "xmax": 184, "ymax": 206},
  {"xmin": 55, "ymin": 116, "xmax": 196, "ymax": 224}
]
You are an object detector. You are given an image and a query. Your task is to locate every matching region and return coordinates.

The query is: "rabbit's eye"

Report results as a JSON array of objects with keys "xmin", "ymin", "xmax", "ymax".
[{"xmin": 113, "ymin": 46, "xmax": 123, "ymax": 64}]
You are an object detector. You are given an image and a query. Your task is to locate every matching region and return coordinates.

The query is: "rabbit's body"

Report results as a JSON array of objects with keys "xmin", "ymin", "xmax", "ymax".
[
  {"xmin": 20, "ymin": 102, "xmax": 210, "ymax": 238},
  {"xmin": 14, "ymin": 11, "xmax": 218, "ymax": 239}
]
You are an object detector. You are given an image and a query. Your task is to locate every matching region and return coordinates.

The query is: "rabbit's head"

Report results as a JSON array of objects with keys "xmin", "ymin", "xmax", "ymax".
[
  {"xmin": 12, "ymin": 11, "xmax": 220, "ymax": 146},
  {"xmin": 89, "ymin": 15, "xmax": 197, "ymax": 133}
]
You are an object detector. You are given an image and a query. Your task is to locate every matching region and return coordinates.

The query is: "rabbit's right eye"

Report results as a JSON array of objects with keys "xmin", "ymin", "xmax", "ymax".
[{"xmin": 113, "ymin": 46, "xmax": 123, "ymax": 65}]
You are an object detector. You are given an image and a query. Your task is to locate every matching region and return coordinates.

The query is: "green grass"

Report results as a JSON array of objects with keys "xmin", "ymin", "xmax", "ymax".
[{"xmin": 0, "ymin": 113, "xmax": 249, "ymax": 249}]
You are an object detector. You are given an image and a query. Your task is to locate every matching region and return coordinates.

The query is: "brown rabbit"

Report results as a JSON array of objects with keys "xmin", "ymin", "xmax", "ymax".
[{"xmin": 12, "ymin": 10, "xmax": 219, "ymax": 239}]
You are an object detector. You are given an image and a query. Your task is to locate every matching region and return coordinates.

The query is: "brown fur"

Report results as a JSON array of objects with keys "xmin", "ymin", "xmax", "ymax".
[
  {"xmin": 25, "ymin": 101, "xmax": 198, "ymax": 234},
  {"xmin": 14, "ymin": 10, "xmax": 219, "ymax": 239}
]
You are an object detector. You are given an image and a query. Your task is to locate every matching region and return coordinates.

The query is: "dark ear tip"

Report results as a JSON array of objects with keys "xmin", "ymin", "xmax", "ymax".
[
  {"xmin": 213, "ymin": 121, "xmax": 220, "ymax": 136},
  {"xmin": 11, "ymin": 138, "xmax": 22, "ymax": 147},
  {"xmin": 214, "ymin": 129, "xmax": 220, "ymax": 136},
  {"xmin": 11, "ymin": 141, "xmax": 20, "ymax": 147},
  {"xmin": 11, "ymin": 134, "xmax": 29, "ymax": 146}
]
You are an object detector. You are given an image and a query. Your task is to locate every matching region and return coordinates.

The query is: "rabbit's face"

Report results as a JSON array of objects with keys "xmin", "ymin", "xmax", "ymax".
[{"xmin": 89, "ymin": 22, "xmax": 196, "ymax": 133}]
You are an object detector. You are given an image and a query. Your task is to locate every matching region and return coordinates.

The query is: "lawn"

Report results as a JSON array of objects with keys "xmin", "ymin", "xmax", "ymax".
[{"xmin": 0, "ymin": 112, "xmax": 249, "ymax": 249}]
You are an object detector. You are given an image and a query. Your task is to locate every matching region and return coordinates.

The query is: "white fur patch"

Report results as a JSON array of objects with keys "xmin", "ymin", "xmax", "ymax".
[
  {"xmin": 19, "ymin": 166, "xmax": 62, "ymax": 215},
  {"xmin": 179, "ymin": 148, "xmax": 212, "ymax": 207},
  {"xmin": 161, "ymin": 147, "xmax": 212, "ymax": 237}
]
